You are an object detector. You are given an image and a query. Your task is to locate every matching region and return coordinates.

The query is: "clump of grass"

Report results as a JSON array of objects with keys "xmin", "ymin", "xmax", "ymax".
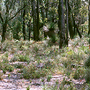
[
  {"xmin": 23, "ymin": 64, "xmax": 49, "ymax": 79},
  {"xmin": 18, "ymin": 55, "xmax": 29, "ymax": 62},
  {"xmin": 33, "ymin": 45, "xmax": 39, "ymax": 53},
  {"xmin": 2, "ymin": 56, "xmax": 9, "ymax": 63},
  {"xmin": 14, "ymin": 64, "xmax": 24, "ymax": 69},
  {"xmin": 47, "ymin": 75, "xmax": 52, "ymax": 82},
  {"xmin": 10, "ymin": 55, "xmax": 19, "ymax": 62},
  {"xmin": 73, "ymin": 68, "xmax": 85, "ymax": 79},
  {"xmin": 48, "ymin": 78, "xmax": 76, "ymax": 90},
  {"xmin": 3, "ymin": 64, "xmax": 14, "ymax": 72}
]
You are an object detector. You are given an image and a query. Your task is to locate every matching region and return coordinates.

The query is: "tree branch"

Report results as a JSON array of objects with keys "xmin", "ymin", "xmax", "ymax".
[{"xmin": 8, "ymin": 5, "xmax": 26, "ymax": 21}]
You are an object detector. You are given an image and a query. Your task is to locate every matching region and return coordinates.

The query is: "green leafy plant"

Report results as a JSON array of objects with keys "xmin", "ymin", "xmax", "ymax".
[{"xmin": 47, "ymin": 75, "xmax": 52, "ymax": 82}]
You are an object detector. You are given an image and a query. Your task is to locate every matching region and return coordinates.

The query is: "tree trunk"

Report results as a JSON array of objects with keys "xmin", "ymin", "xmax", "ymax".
[
  {"xmin": 36, "ymin": 0, "xmax": 39, "ymax": 41},
  {"xmin": 58, "ymin": 0, "xmax": 66, "ymax": 49},
  {"xmin": 22, "ymin": 3, "xmax": 26, "ymax": 40},
  {"xmin": 31, "ymin": 0, "xmax": 37, "ymax": 41},
  {"xmin": 66, "ymin": 0, "xmax": 69, "ymax": 46},
  {"xmin": 68, "ymin": 3, "xmax": 74, "ymax": 39},
  {"xmin": 1, "ymin": 20, "xmax": 7, "ymax": 42},
  {"xmin": 46, "ymin": 0, "xmax": 48, "ymax": 18},
  {"xmin": 40, "ymin": 0, "xmax": 46, "ymax": 38},
  {"xmin": 28, "ymin": 20, "xmax": 31, "ymax": 41},
  {"xmin": 88, "ymin": 0, "xmax": 90, "ymax": 35}
]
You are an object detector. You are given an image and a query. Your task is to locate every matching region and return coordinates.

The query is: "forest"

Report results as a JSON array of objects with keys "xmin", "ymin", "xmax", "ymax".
[{"xmin": 0, "ymin": 0, "xmax": 90, "ymax": 90}]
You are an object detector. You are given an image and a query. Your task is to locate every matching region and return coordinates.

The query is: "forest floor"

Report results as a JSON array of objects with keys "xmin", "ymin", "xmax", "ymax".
[{"xmin": 0, "ymin": 35, "xmax": 89, "ymax": 90}]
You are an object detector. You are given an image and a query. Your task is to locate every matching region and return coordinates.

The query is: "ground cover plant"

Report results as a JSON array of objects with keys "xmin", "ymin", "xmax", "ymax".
[{"xmin": 0, "ymin": 33, "xmax": 89, "ymax": 89}]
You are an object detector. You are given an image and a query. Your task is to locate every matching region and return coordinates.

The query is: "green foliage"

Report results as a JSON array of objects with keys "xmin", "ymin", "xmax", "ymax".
[
  {"xmin": 73, "ymin": 68, "xmax": 85, "ymax": 79},
  {"xmin": 10, "ymin": 55, "xmax": 19, "ymax": 62},
  {"xmin": 26, "ymin": 86, "xmax": 30, "ymax": 90},
  {"xmin": 4, "ymin": 64, "xmax": 14, "ymax": 72},
  {"xmin": 47, "ymin": 75, "xmax": 52, "ymax": 82},
  {"xmin": 84, "ymin": 56, "xmax": 90, "ymax": 68},
  {"xmin": 48, "ymin": 22, "xmax": 55, "ymax": 31},
  {"xmin": 89, "ymin": 38, "xmax": 90, "ymax": 44},
  {"xmin": 18, "ymin": 55, "xmax": 29, "ymax": 62},
  {"xmin": 12, "ymin": 20, "xmax": 21, "ymax": 40},
  {"xmin": 14, "ymin": 64, "xmax": 24, "ymax": 69},
  {"xmin": 85, "ymin": 69, "xmax": 90, "ymax": 83},
  {"xmin": 23, "ymin": 64, "xmax": 49, "ymax": 79}
]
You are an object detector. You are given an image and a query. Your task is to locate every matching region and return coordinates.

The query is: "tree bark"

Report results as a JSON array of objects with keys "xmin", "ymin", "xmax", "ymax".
[
  {"xmin": 88, "ymin": 0, "xmax": 90, "ymax": 35},
  {"xmin": 68, "ymin": 3, "xmax": 74, "ymax": 39},
  {"xmin": 58, "ymin": 0, "xmax": 66, "ymax": 49},
  {"xmin": 36, "ymin": 0, "xmax": 39, "ymax": 40},
  {"xmin": 66, "ymin": 0, "xmax": 69, "ymax": 46},
  {"xmin": 22, "ymin": 4, "xmax": 26, "ymax": 40},
  {"xmin": 2, "ymin": 22, "xmax": 7, "ymax": 42}
]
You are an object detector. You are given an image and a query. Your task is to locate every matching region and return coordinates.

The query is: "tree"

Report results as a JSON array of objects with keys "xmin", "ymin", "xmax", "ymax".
[
  {"xmin": 22, "ymin": 2, "xmax": 26, "ymax": 40},
  {"xmin": 88, "ymin": 0, "xmax": 90, "ymax": 35},
  {"xmin": 31, "ymin": 0, "xmax": 39, "ymax": 41},
  {"xmin": 58, "ymin": 0, "xmax": 66, "ymax": 48},
  {"xmin": 0, "ymin": 0, "xmax": 26, "ymax": 42},
  {"xmin": 66, "ymin": 0, "xmax": 69, "ymax": 46}
]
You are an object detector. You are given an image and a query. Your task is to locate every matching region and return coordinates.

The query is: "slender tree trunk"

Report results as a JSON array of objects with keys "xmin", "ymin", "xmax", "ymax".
[
  {"xmin": 37, "ymin": 0, "xmax": 39, "ymax": 40},
  {"xmin": 46, "ymin": 0, "xmax": 48, "ymax": 18},
  {"xmin": 68, "ymin": 3, "xmax": 74, "ymax": 39},
  {"xmin": 88, "ymin": 0, "xmax": 90, "ymax": 35},
  {"xmin": 40, "ymin": 0, "xmax": 46, "ymax": 38},
  {"xmin": 2, "ymin": 23, "xmax": 7, "ymax": 42},
  {"xmin": 31, "ymin": 0, "xmax": 37, "ymax": 41},
  {"xmin": 22, "ymin": 3, "xmax": 26, "ymax": 40},
  {"xmin": 76, "ymin": 25, "xmax": 82, "ymax": 38},
  {"xmin": 58, "ymin": 0, "xmax": 66, "ymax": 49},
  {"xmin": 28, "ymin": 20, "xmax": 31, "ymax": 41},
  {"xmin": 1, "ymin": 18, "xmax": 8, "ymax": 42},
  {"xmin": 66, "ymin": 0, "xmax": 69, "ymax": 46}
]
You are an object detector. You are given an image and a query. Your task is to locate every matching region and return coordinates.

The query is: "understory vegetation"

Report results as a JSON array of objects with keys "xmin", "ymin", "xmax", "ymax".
[{"xmin": 0, "ymin": 33, "xmax": 90, "ymax": 89}]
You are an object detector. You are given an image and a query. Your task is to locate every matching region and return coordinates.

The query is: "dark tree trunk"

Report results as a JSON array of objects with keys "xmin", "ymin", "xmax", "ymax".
[
  {"xmin": 46, "ymin": 0, "xmax": 48, "ymax": 18},
  {"xmin": 28, "ymin": 20, "xmax": 31, "ymax": 41},
  {"xmin": 36, "ymin": 0, "xmax": 39, "ymax": 41},
  {"xmin": 22, "ymin": 3, "xmax": 26, "ymax": 40},
  {"xmin": 76, "ymin": 25, "xmax": 82, "ymax": 38},
  {"xmin": 58, "ymin": 0, "xmax": 66, "ymax": 49},
  {"xmin": 2, "ymin": 23, "xmax": 7, "ymax": 42},
  {"xmin": 68, "ymin": 3, "xmax": 74, "ymax": 39},
  {"xmin": 66, "ymin": 0, "xmax": 69, "ymax": 46},
  {"xmin": 32, "ymin": 0, "xmax": 37, "ymax": 40},
  {"xmin": 88, "ymin": 0, "xmax": 90, "ymax": 35}
]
